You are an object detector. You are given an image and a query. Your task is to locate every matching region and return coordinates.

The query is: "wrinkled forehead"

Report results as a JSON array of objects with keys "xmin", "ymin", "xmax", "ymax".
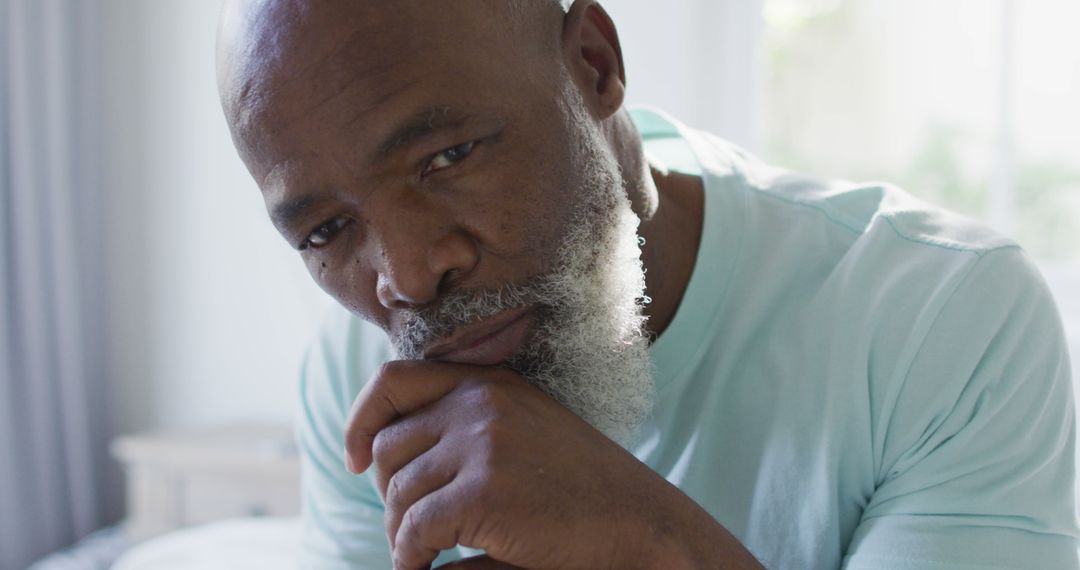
[
  {"xmin": 217, "ymin": 0, "xmax": 565, "ymax": 182},
  {"xmin": 219, "ymin": 1, "xmax": 554, "ymax": 133}
]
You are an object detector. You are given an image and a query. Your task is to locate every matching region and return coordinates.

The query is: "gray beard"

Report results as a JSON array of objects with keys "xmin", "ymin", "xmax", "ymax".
[{"xmin": 391, "ymin": 104, "xmax": 654, "ymax": 446}]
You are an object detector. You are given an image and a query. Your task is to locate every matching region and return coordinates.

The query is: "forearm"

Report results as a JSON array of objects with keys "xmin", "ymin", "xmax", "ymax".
[{"xmin": 645, "ymin": 481, "xmax": 766, "ymax": 570}]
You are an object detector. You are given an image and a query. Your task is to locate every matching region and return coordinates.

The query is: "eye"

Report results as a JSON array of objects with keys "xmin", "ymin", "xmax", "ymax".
[
  {"xmin": 423, "ymin": 141, "xmax": 477, "ymax": 177},
  {"xmin": 299, "ymin": 217, "xmax": 351, "ymax": 251}
]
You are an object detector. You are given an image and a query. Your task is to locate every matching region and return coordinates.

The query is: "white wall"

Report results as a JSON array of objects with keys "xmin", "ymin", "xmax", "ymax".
[
  {"xmin": 102, "ymin": 0, "xmax": 332, "ymax": 435},
  {"xmin": 99, "ymin": 0, "xmax": 763, "ymax": 436},
  {"xmin": 607, "ymin": 0, "xmax": 765, "ymax": 150}
]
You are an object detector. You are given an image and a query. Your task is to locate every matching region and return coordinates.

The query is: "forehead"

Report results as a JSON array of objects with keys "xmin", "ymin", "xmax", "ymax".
[{"xmin": 221, "ymin": 1, "xmax": 555, "ymax": 179}]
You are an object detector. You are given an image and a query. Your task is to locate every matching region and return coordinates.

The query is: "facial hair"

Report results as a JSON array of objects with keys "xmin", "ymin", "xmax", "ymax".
[{"xmin": 390, "ymin": 100, "xmax": 654, "ymax": 446}]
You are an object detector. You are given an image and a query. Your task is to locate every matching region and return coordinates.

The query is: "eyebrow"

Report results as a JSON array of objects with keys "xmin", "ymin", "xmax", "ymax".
[
  {"xmin": 271, "ymin": 194, "xmax": 327, "ymax": 234},
  {"xmin": 376, "ymin": 105, "xmax": 474, "ymax": 158},
  {"xmin": 270, "ymin": 106, "xmax": 483, "ymax": 233}
]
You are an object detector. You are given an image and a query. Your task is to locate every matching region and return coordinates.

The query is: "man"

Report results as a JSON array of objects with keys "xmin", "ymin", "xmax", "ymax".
[{"xmin": 216, "ymin": 1, "xmax": 1079, "ymax": 568}]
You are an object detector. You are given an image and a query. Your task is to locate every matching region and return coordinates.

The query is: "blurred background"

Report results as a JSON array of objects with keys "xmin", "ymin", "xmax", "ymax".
[{"xmin": 1, "ymin": 0, "xmax": 1077, "ymax": 568}]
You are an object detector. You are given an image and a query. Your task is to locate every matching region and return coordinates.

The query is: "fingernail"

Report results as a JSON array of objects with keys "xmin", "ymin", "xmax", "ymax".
[{"xmin": 344, "ymin": 448, "xmax": 357, "ymax": 474}]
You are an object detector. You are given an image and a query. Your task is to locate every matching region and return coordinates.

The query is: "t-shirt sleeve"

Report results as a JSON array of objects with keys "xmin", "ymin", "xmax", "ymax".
[
  {"xmin": 294, "ymin": 312, "xmax": 395, "ymax": 569},
  {"xmin": 844, "ymin": 247, "xmax": 1080, "ymax": 570}
]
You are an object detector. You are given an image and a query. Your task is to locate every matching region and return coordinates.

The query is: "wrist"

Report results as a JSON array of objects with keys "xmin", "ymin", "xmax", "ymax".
[
  {"xmin": 645, "ymin": 530, "xmax": 698, "ymax": 570},
  {"xmin": 638, "ymin": 506, "xmax": 697, "ymax": 570},
  {"xmin": 629, "ymin": 481, "xmax": 764, "ymax": 570},
  {"xmin": 620, "ymin": 487, "xmax": 698, "ymax": 570}
]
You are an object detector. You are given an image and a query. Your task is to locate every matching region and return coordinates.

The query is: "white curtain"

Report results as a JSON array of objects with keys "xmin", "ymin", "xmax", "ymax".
[{"xmin": 0, "ymin": 0, "xmax": 115, "ymax": 568}]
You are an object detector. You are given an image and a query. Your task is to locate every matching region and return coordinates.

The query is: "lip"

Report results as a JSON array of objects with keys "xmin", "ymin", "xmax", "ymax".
[{"xmin": 422, "ymin": 306, "xmax": 534, "ymax": 366}]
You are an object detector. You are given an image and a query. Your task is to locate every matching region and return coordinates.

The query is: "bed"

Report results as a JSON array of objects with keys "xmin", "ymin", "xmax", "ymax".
[{"xmin": 111, "ymin": 517, "xmax": 301, "ymax": 570}]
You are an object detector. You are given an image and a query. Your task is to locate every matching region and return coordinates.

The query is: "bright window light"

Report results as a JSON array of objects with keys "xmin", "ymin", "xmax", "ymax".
[{"xmin": 763, "ymin": 0, "xmax": 1080, "ymax": 262}]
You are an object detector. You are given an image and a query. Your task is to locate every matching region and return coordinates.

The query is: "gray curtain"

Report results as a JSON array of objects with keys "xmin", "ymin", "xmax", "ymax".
[{"xmin": 1, "ymin": 1, "xmax": 115, "ymax": 569}]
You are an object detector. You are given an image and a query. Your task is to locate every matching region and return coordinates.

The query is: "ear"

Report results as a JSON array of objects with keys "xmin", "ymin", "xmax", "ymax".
[{"xmin": 561, "ymin": 0, "xmax": 626, "ymax": 119}]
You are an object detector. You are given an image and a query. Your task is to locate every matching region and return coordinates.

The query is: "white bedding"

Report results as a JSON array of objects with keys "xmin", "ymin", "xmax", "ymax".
[{"xmin": 111, "ymin": 518, "xmax": 301, "ymax": 570}]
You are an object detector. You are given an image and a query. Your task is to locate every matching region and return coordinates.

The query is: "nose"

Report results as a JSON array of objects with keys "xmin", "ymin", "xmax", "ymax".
[{"xmin": 375, "ymin": 226, "xmax": 479, "ymax": 310}]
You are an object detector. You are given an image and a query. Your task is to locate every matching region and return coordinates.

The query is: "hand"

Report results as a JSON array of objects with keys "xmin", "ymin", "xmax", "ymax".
[
  {"xmin": 437, "ymin": 555, "xmax": 524, "ymax": 569},
  {"xmin": 343, "ymin": 360, "xmax": 677, "ymax": 570}
]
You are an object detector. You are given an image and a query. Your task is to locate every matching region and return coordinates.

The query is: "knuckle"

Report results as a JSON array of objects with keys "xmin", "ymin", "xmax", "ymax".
[
  {"xmin": 463, "ymin": 380, "xmax": 512, "ymax": 413},
  {"xmin": 393, "ymin": 548, "xmax": 419, "ymax": 570},
  {"xmin": 468, "ymin": 467, "xmax": 503, "ymax": 501},
  {"xmin": 469, "ymin": 409, "xmax": 509, "ymax": 452},
  {"xmin": 386, "ymin": 469, "xmax": 406, "ymax": 504},
  {"xmin": 374, "ymin": 360, "xmax": 406, "ymax": 383},
  {"xmin": 370, "ymin": 427, "xmax": 395, "ymax": 464},
  {"xmin": 395, "ymin": 509, "xmax": 425, "ymax": 565},
  {"xmin": 400, "ymin": 506, "xmax": 420, "ymax": 538},
  {"xmin": 460, "ymin": 423, "xmax": 509, "ymax": 477},
  {"xmin": 472, "ymin": 421, "xmax": 502, "ymax": 453}
]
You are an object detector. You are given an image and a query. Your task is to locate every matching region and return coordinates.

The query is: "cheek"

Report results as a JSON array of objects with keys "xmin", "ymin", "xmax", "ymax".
[
  {"xmin": 507, "ymin": 201, "xmax": 568, "ymax": 263},
  {"xmin": 303, "ymin": 253, "xmax": 385, "ymax": 325},
  {"xmin": 452, "ymin": 192, "xmax": 566, "ymax": 277},
  {"xmin": 456, "ymin": 157, "xmax": 578, "ymax": 272},
  {"xmin": 500, "ymin": 184, "xmax": 579, "ymax": 268}
]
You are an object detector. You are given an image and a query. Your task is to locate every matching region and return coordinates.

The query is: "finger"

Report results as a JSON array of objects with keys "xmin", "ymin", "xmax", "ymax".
[
  {"xmin": 345, "ymin": 360, "xmax": 474, "ymax": 473},
  {"xmin": 383, "ymin": 440, "xmax": 459, "ymax": 551},
  {"xmin": 393, "ymin": 479, "xmax": 474, "ymax": 570},
  {"xmin": 371, "ymin": 412, "xmax": 442, "ymax": 500},
  {"xmin": 436, "ymin": 555, "xmax": 525, "ymax": 569}
]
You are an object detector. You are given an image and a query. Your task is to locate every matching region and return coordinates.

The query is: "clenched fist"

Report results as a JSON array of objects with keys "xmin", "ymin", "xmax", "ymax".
[{"xmin": 344, "ymin": 361, "xmax": 762, "ymax": 570}]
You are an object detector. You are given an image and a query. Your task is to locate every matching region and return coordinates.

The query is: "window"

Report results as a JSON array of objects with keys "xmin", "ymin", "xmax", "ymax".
[
  {"xmin": 763, "ymin": 0, "xmax": 1080, "ymax": 264},
  {"xmin": 613, "ymin": 0, "xmax": 1078, "ymax": 389}
]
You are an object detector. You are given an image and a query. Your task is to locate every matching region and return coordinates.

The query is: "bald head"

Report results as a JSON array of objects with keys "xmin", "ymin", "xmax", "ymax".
[{"xmin": 217, "ymin": 0, "xmax": 568, "ymax": 147}]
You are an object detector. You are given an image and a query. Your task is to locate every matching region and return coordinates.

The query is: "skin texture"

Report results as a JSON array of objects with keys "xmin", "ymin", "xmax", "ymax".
[{"xmin": 218, "ymin": 1, "xmax": 762, "ymax": 568}]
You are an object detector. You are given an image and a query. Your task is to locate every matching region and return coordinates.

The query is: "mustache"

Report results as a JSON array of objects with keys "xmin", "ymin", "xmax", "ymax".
[{"xmin": 392, "ymin": 275, "xmax": 561, "ymax": 360}]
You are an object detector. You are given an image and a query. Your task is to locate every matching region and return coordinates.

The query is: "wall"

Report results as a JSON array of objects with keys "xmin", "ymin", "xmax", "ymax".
[
  {"xmin": 102, "ymin": 0, "xmax": 331, "ymax": 435},
  {"xmin": 99, "ymin": 0, "xmax": 764, "ymax": 436},
  {"xmin": 609, "ymin": 0, "xmax": 765, "ymax": 149}
]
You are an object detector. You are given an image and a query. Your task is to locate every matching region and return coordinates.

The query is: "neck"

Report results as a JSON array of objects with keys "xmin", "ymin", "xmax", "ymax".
[
  {"xmin": 637, "ymin": 163, "xmax": 704, "ymax": 339},
  {"xmin": 603, "ymin": 109, "xmax": 703, "ymax": 340}
]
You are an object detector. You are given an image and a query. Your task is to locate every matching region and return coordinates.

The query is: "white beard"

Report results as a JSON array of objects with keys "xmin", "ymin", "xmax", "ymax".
[{"xmin": 391, "ymin": 95, "xmax": 654, "ymax": 446}]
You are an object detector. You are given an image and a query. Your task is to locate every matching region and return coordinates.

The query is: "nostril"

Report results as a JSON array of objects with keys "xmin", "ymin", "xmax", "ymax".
[
  {"xmin": 428, "ymin": 229, "xmax": 479, "ymax": 292},
  {"xmin": 438, "ymin": 268, "xmax": 461, "ymax": 293}
]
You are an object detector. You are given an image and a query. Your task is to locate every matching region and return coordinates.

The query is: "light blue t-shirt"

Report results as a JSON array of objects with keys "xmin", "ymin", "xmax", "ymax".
[{"xmin": 295, "ymin": 108, "xmax": 1079, "ymax": 569}]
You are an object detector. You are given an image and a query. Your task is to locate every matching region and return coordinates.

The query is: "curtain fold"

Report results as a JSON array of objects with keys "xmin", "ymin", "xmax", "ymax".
[{"xmin": 1, "ymin": 0, "xmax": 112, "ymax": 568}]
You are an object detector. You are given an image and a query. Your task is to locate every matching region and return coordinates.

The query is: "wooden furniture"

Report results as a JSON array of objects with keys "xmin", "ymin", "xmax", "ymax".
[{"xmin": 111, "ymin": 424, "xmax": 301, "ymax": 541}]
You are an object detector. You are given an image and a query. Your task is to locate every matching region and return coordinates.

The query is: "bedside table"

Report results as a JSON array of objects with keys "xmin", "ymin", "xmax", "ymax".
[{"xmin": 110, "ymin": 424, "xmax": 301, "ymax": 541}]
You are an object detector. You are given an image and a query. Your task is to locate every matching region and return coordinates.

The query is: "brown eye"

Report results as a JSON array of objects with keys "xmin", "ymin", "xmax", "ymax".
[
  {"xmin": 301, "ymin": 217, "xmax": 350, "ymax": 250},
  {"xmin": 423, "ymin": 141, "xmax": 477, "ymax": 176}
]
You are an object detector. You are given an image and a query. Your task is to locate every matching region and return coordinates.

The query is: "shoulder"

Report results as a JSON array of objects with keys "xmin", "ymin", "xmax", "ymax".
[
  {"xmin": 886, "ymin": 245, "xmax": 1069, "ymax": 416},
  {"xmin": 711, "ymin": 143, "xmax": 1068, "ymax": 427},
  {"xmin": 726, "ymin": 156, "xmax": 1031, "ymax": 326},
  {"xmin": 744, "ymin": 167, "xmax": 1016, "ymax": 256}
]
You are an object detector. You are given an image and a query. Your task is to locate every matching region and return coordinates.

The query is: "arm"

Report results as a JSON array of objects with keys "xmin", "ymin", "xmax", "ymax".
[{"xmin": 845, "ymin": 248, "xmax": 1079, "ymax": 569}]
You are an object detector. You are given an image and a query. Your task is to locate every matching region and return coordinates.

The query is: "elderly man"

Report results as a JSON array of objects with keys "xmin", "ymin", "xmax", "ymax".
[{"xmin": 216, "ymin": 1, "xmax": 1078, "ymax": 568}]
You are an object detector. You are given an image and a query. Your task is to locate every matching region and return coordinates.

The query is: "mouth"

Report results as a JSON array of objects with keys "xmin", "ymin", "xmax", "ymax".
[{"xmin": 422, "ymin": 305, "xmax": 535, "ymax": 366}]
